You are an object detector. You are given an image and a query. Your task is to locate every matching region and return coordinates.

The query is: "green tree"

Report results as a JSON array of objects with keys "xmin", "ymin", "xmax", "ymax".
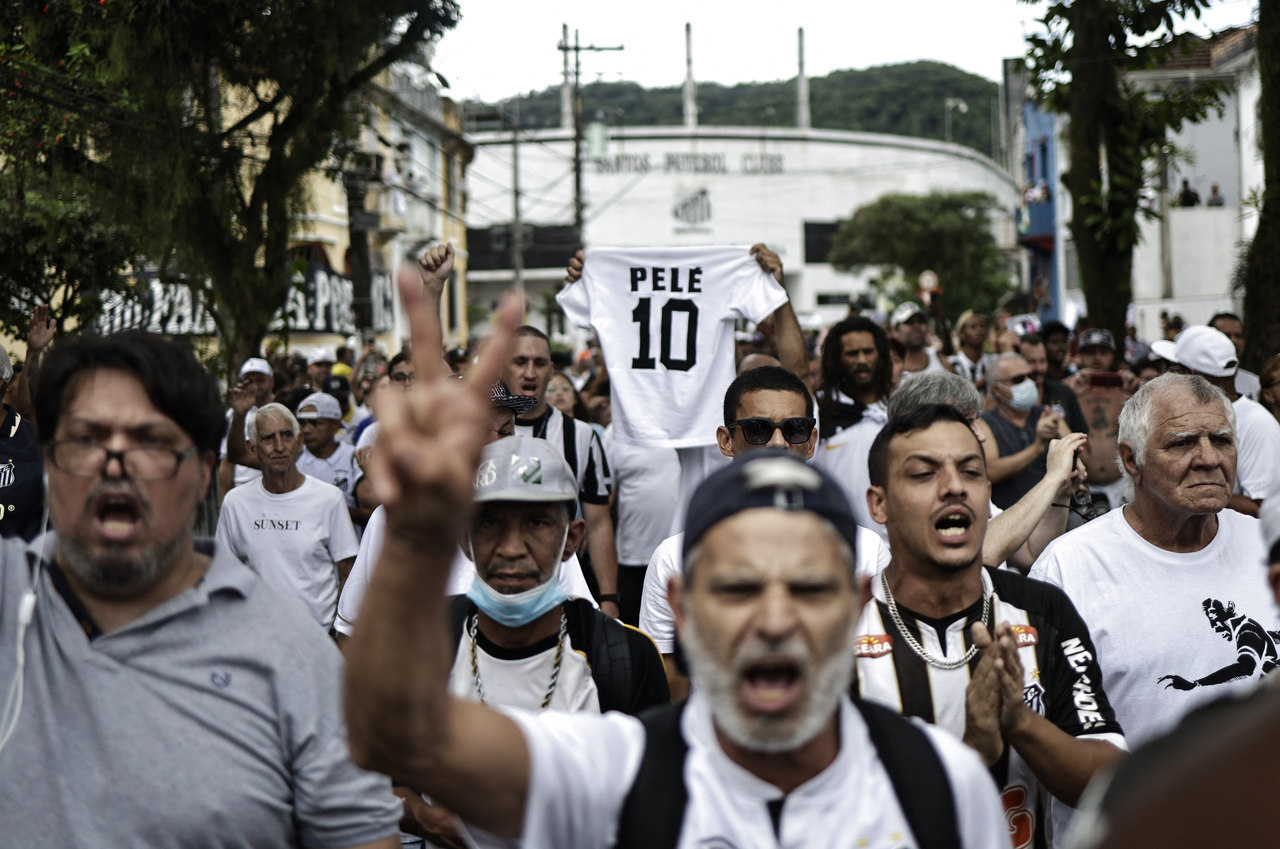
[
  {"xmin": 0, "ymin": 161, "xmax": 136, "ymax": 342},
  {"xmin": 827, "ymin": 191, "xmax": 1013, "ymax": 322},
  {"xmin": 492, "ymin": 61, "xmax": 998, "ymax": 154},
  {"xmin": 1236, "ymin": 4, "xmax": 1279, "ymax": 370},
  {"xmin": 1023, "ymin": 0, "xmax": 1224, "ymax": 346},
  {"xmin": 0, "ymin": 1, "xmax": 458, "ymax": 379}
]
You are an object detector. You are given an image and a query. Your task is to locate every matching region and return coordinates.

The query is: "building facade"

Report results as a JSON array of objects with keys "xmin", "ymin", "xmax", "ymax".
[{"xmin": 465, "ymin": 125, "xmax": 1019, "ymax": 338}]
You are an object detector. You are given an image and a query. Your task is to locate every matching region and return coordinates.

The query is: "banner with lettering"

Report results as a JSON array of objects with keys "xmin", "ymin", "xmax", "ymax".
[{"xmin": 97, "ymin": 265, "xmax": 395, "ymax": 336}]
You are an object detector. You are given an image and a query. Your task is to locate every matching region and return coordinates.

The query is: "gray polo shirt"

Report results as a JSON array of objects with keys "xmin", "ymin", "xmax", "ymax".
[{"xmin": 0, "ymin": 534, "xmax": 401, "ymax": 848}]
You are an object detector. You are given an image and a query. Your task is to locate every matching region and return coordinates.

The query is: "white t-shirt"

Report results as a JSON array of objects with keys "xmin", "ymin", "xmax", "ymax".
[
  {"xmin": 602, "ymin": 426, "xmax": 681, "ymax": 565},
  {"xmin": 466, "ymin": 691, "xmax": 1007, "ymax": 849},
  {"xmin": 901, "ymin": 347, "xmax": 949, "ymax": 378},
  {"xmin": 1236, "ymin": 368, "xmax": 1261, "ymax": 401},
  {"xmin": 813, "ymin": 401, "xmax": 888, "ymax": 540},
  {"xmin": 638, "ymin": 527, "xmax": 891, "ymax": 654},
  {"xmin": 356, "ymin": 421, "xmax": 380, "ymax": 451},
  {"xmin": 219, "ymin": 408, "xmax": 262, "ymax": 488},
  {"xmin": 1232, "ymin": 395, "xmax": 1280, "ymax": 502},
  {"xmin": 558, "ymin": 246, "xmax": 789, "ymax": 448},
  {"xmin": 215, "ymin": 475, "xmax": 360, "ymax": 628},
  {"xmin": 297, "ymin": 441, "xmax": 361, "ymax": 508},
  {"xmin": 333, "ymin": 505, "xmax": 595, "ymax": 637},
  {"xmin": 447, "ymin": 624, "xmax": 601, "ymax": 714},
  {"xmin": 1029, "ymin": 507, "xmax": 1276, "ymax": 746}
]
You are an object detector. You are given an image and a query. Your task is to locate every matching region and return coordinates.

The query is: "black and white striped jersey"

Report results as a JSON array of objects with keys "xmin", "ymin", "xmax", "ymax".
[
  {"xmin": 854, "ymin": 566, "xmax": 1126, "ymax": 849},
  {"xmin": 516, "ymin": 406, "xmax": 612, "ymax": 505}
]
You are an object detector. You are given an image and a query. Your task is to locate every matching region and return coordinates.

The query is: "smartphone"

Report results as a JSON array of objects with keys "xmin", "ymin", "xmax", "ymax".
[{"xmin": 1088, "ymin": 372, "xmax": 1124, "ymax": 388}]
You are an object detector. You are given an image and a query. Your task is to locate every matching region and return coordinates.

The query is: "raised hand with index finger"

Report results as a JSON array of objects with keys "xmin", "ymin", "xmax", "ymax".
[{"xmin": 366, "ymin": 260, "xmax": 524, "ymax": 545}]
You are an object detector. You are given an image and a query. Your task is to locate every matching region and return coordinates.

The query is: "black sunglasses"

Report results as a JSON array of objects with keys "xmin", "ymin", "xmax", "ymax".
[
  {"xmin": 730, "ymin": 416, "xmax": 815, "ymax": 445},
  {"xmin": 998, "ymin": 373, "xmax": 1030, "ymax": 385}
]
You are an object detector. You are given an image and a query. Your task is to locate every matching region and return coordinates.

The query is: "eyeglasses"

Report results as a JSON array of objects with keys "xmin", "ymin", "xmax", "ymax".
[
  {"xmin": 729, "ymin": 417, "xmax": 816, "ymax": 445},
  {"xmin": 48, "ymin": 440, "xmax": 197, "ymax": 481},
  {"xmin": 998, "ymin": 374, "xmax": 1031, "ymax": 385}
]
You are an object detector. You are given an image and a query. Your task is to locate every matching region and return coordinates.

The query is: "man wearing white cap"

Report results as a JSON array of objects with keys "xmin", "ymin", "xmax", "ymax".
[
  {"xmin": 308, "ymin": 347, "xmax": 336, "ymax": 389},
  {"xmin": 295, "ymin": 391, "xmax": 365, "ymax": 526},
  {"xmin": 217, "ymin": 402, "xmax": 358, "ymax": 630},
  {"xmin": 1151, "ymin": 325, "xmax": 1280, "ymax": 517},
  {"xmin": 218, "ymin": 356, "xmax": 274, "ymax": 505},
  {"xmin": 891, "ymin": 301, "xmax": 953, "ymax": 378}
]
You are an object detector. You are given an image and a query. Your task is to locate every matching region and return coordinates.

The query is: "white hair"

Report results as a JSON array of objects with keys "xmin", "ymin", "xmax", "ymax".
[
  {"xmin": 247, "ymin": 402, "xmax": 299, "ymax": 444},
  {"xmin": 1116, "ymin": 373, "xmax": 1235, "ymax": 488}
]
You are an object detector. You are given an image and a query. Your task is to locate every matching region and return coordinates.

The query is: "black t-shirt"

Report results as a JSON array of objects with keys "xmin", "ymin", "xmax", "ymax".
[{"xmin": 0, "ymin": 405, "xmax": 44, "ymax": 541}]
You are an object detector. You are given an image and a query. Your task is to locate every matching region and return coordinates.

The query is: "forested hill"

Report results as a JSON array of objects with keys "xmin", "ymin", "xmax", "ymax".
[{"xmin": 471, "ymin": 61, "xmax": 1000, "ymax": 155}]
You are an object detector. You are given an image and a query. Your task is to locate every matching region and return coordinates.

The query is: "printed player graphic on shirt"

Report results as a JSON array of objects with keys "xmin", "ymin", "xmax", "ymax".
[{"xmin": 1157, "ymin": 597, "xmax": 1280, "ymax": 691}]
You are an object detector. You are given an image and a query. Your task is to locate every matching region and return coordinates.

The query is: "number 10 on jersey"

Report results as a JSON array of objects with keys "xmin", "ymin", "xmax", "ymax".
[{"xmin": 631, "ymin": 297, "xmax": 699, "ymax": 371}]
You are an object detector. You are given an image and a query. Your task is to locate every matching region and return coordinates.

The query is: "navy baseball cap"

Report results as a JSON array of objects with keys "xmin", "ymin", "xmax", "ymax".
[{"xmin": 682, "ymin": 450, "xmax": 860, "ymax": 564}]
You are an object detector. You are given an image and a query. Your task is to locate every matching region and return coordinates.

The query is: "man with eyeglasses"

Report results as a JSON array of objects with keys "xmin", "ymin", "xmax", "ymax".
[
  {"xmin": 217, "ymin": 401, "xmax": 359, "ymax": 631},
  {"xmin": 0, "ymin": 331, "xmax": 400, "ymax": 847},
  {"xmin": 977, "ymin": 354, "xmax": 1068, "ymax": 509},
  {"xmin": 639, "ymin": 365, "xmax": 890, "ymax": 698},
  {"xmin": 387, "ymin": 351, "xmax": 415, "ymax": 387}
]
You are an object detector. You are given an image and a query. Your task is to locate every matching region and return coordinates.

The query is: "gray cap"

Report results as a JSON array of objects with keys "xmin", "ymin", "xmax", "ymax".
[
  {"xmin": 473, "ymin": 435, "xmax": 577, "ymax": 504},
  {"xmin": 891, "ymin": 302, "xmax": 926, "ymax": 327},
  {"xmin": 296, "ymin": 392, "xmax": 342, "ymax": 420}
]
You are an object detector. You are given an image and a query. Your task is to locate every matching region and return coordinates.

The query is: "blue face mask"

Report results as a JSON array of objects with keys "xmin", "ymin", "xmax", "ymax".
[
  {"xmin": 1008, "ymin": 377, "xmax": 1039, "ymax": 411},
  {"xmin": 465, "ymin": 524, "xmax": 569, "ymax": 627}
]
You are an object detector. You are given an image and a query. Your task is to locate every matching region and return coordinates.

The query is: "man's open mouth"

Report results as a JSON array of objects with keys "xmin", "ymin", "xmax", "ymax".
[
  {"xmin": 95, "ymin": 493, "xmax": 142, "ymax": 540},
  {"xmin": 935, "ymin": 510, "xmax": 972, "ymax": 539},
  {"xmin": 740, "ymin": 658, "xmax": 803, "ymax": 713}
]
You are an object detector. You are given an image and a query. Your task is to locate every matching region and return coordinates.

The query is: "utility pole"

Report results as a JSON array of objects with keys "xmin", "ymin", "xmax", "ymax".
[
  {"xmin": 558, "ymin": 27, "xmax": 622, "ymax": 251},
  {"xmin": 510, "ymin": 117, "xmax": 524, "ymax": 294}
]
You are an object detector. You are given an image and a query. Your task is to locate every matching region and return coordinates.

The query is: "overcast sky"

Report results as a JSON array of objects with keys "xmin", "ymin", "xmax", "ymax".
[{"xmin": 430, "ymin": 0, "xmax": 1257, "ymax": 103}]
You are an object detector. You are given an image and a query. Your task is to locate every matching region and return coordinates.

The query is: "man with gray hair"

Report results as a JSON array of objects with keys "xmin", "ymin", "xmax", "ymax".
[
  {"xmin": 1030, "ymin": 373, "xmax": 1276, "ymax": 747},
  {"xmin": 217, "ymin": 401, "xmax": 359, "ymax": 630}
]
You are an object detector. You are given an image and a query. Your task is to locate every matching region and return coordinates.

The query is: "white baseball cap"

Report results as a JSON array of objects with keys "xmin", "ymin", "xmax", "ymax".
[
  {"xmin": 296, "ymin": 392, "xmax": 342, "ymax": 420},
  {"xmin": 239, "ymin": 357, "xmax": 272, "ymax": 378},
  {"xmin": 308, "ymin": 347, "xmax": 336, "ymax": 366},
  {"xmin": 1150, "ymin": 325, "xmax": 1238, "ymax": 378}
]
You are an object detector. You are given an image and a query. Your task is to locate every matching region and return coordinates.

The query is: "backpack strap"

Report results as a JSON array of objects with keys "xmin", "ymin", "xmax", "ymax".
[
  {"xmin": 855, "ymin": 697, "xmax": 962, "ymax": 849},
  {"xmin": 615, "ymin": 698, "xmax": 959, "ymax": 849},
  {"xmin": 446, "ymin": 595, "xmax": 472, "ymax": 645},
  {"xmin": 614, "ymin": 702, "xmax": 688, "ymax": 849},
  {"xmin": 574, "ymin": 599, "xmax": 636, "ymax": 712},
  {"xmin": 560, "ymin": 410, "xmax": 580, "ymax": 480}
]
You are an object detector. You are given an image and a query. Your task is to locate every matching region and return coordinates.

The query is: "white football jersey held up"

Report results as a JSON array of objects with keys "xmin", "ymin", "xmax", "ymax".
[{"xmin": 558, "ymin": 246, "xmax": 789, "ymax": 447}]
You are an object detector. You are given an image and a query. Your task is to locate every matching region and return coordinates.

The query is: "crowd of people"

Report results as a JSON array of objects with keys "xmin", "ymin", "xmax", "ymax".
[{"xmin": 0, "ymin": 242, "xmax": 1278, "ymax": 849}]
